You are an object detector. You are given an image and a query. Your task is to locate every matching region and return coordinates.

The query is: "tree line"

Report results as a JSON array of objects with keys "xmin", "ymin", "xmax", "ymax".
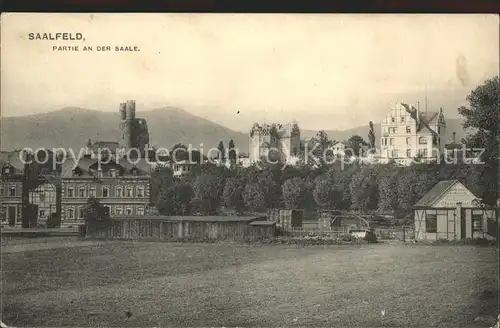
[{"xmin": 151, "ymin": 76, "xmax": 499, "ymax": 223}]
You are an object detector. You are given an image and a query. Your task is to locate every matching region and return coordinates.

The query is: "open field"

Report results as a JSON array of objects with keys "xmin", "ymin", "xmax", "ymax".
[{"xmin": 1, "ymin": 237, "xmax": 498, "ymax": 327}]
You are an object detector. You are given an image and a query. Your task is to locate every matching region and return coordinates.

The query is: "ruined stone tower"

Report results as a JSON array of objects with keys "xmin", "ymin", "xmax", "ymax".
[{"xmin": 118, "ymin": 100, "xmax": 150, "ymax": 158}]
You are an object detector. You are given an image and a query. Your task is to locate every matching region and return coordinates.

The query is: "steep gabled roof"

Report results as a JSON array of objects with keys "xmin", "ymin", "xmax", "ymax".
[
  {"xmin": 414, "ymin": 179, "xmax": 480, "ymax": 207},
  {"xmin": 400, "ymin": 103, "xmax": 439, "ymax": 136},
  {"xmin": 414, "ymin": 180, "xmax": 458, "ymax": 207},
  {"xmin": 420, "ymin": 112, "xmax": 439, "ymax": 125}
]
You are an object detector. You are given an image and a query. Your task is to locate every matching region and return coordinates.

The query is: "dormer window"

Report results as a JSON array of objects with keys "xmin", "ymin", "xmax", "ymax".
[
  {"xmin": 4, "ymin": 167, "xmax": 10, "ymax": 175},
  {"xmin": 97, "ymin": 168, "xmax": 103, "ymax": 178},
  {"xmin": 110, "ymin": 169, "xmax": 117, "ymax": 178}
]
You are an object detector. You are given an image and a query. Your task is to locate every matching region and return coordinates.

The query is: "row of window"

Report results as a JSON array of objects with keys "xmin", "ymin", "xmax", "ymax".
[
  {"xmin": 425, "ymin": 213, "xmax": 483, "ymax": 233},
  {"xmin": 386, "ymin": 123, "xmax": 442, "ymax": 134},
  {"xmin": 0, "ymin": 185, "xmax": 18, "ymax": 197},
  {"xmin": 65, "ymin": 205, "xmax": 145, "ymax": 219},
  {"xmin": 390, "ymin": 116, "xmax": 407, "ymax": 123},
  {"xmin": 385, "ymin": 148, "xmax": 429, "ymax": 158},
  {"xmin": 1, "ymin": 184, "xmax": 147, "ymax": 198},
  {"xmin": 381, "ymin": 137, "xmax": 429, "ymax": 146},
  {"xmin": 385, "ymin": 126, "xmax": 412, "ymax": 134},
  {"xmin": 65, "ymin": 185, "xmax": 145, "ymax": 198}
]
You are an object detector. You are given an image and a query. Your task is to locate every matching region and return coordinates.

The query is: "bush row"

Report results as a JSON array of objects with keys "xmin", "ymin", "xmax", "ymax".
[
  {"xmin": 414, "ymin": 238, "xmax": 497, "ymax": 246},
  {"xmin": 262, "ymin": 234, "xmax": 377, "ymax": 245}
]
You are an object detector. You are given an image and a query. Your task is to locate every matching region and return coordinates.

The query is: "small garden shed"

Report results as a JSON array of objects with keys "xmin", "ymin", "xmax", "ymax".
[{"xmin": 413, "ymin": 180, "xmax": 498, "ymax": 241}]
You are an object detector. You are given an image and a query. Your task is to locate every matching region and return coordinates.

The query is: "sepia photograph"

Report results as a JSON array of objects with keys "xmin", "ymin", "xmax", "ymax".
[{"xmin": 1, "ymin": 13, "xmax": 499, "ymax": 327}]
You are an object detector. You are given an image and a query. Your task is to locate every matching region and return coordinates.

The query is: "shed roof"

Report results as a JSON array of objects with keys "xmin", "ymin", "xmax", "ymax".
[
  {"xmin": 114, "ymin": 215, "xmax": 266, "ymax": 222},
  {"xmin": 414, "ymin": 179, "xmax": 479, "ymax": 207}
]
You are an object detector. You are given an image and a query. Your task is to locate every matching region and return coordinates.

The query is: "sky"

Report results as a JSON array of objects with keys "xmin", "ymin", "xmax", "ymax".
[{"xmin": 1, "ymin": 14, "xmax": 498, "ymax": 132}]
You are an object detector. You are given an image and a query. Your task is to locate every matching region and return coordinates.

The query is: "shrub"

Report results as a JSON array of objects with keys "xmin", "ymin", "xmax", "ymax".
[
  {"xmin": 364, "ymin": 231, "xmax": 378, "ymax": 243},
  {"xmin": 78, "ymin": 225, "xmax": 87, "ymax": 238},
  {"xmin": 46, "ymin": 213, "xmax": 61, "ymax": 228}
]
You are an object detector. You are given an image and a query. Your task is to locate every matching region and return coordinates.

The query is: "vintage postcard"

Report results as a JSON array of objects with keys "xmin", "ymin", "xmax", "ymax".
[{"xmin": 1, "ymin": 13, "xmax": 499, "ymax": 328}]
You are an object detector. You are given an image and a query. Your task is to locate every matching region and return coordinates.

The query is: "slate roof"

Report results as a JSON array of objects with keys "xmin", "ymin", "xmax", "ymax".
[
  {"xmin": 61, "ymin": 156, "xmax": 151, "ymax": 178},
  {"xmin": 414, "ymin": 179, "xmax": 480, "ymax": 207},
  {"xmin": 118, "ymin": 158, "xmax": 152, "ymax": 175},
  {"xmin": 91, "ymin": 141, "xmax": 119, "ymax": 153}
]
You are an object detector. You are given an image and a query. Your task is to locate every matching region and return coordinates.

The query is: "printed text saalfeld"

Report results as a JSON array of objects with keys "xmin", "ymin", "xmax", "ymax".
[{"xmin": 28, "ymin": 33, "xmax": 84, "ymax": 41}]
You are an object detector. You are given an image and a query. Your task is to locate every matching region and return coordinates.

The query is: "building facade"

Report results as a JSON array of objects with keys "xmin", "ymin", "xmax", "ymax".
[
  {"xmin": 413, "ymin": 180, "xmax": 497, "ymax": 241},
  {"xmin": 331, "ymin": 141, "xmax": 346, "ymax": 157},
  {"xmin": 28, "ymin": 179, "xmax": 58, "ymax": 225},
  {"xmin": 0, "ymin": 150, "xmax": 28, "ymax": 226},
  {"xmin": 0, "ymin": 167, "xmax": 23, "ymax": 227},
  {"xmin": 60, "ymin": 157, "xmax": 151, "ymax": 227},
  {"xmin": 249, "ymin": 122, "xmax": 301, "ymax": 165},
  {"xmin": 379, "ymin": 102, "xmax": 446, "ymax": 166}
]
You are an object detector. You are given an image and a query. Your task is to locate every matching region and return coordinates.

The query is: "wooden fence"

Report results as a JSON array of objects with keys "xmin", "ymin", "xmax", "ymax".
[{"xmin": 86, "ymin": 218, "xmax": 276, "ymax": 242}]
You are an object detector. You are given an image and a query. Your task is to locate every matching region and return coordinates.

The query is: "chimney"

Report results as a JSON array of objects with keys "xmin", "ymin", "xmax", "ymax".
[{"xmin": 452, "ymin": 132, "xmax": 456, "ymax": 143}]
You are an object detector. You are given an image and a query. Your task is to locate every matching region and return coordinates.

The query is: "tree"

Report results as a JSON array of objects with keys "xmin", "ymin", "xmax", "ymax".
[
  {"xmin": 458, "ymin": 76, "xmax": 499, "ymax": 142},
  {"xmin": 222, "ymin": 177, "xmax": 246, "ymax": 214},
  {"xmin": 313, "ymin": 175, "xmax": 339, "ymax": 209},
  {"xmin": 150, "ymin": 166, "xmax": 174, "ymax": 207},
  {"xmin": 243, "ymin": 182, "xmax": 266, "ymax": 212},
  {"xmin": 242, "ymin": 169, "xmax": 280, "ymax": 212},
  {"xmin": 192, "ymin": 172, "xmax": 225, "ymax": 215},
  {"xmin": 309, "ymin": 130, "xmax": 333, "ymax": 166},
  {"xmin": 83, "ymin": 197, "xmax": 110, "ymax": 235},
  {"xmin": 282, "ymin": 177, "xmax": 305, "ymax": 209},
  {"xmin": 157, "ymin": 181, "xmax": 194, "ymax": 216},
  {"xmin": 458, "ymin": 76, "xmax": 499, "ymax": 205},
  {"xmin": 349, "ymin": 166, "xmax": 379, "ymax": 212},
  {"xmin": 368, "ymin": 121, "xmax": 376, "ymax": 148},
  {"xmin": 228, "ymin": 139, "xmax": 237, "ymax": 168},
  {"xmin": 345, "ymin": 135, "xmax": 368, "ymax": 157},
  {"xmin": 171, "ymin": 143, "xmax": 188, "ymax": 162},
  {"xmin": 217, "ymin": 141, "xmax": 226, "ymax": 162},
  {"xmin": 377, "ymin": 166, "xmax": 400, "ymax": 213}
]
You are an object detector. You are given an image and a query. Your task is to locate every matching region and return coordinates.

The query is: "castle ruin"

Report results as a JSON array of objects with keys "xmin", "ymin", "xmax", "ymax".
[{"xmin": 118, "ymin": 100, "xmax": 150, "ymax": 158}]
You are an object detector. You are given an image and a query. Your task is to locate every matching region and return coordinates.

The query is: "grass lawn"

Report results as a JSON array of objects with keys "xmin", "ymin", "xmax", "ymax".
[{"xmin": 1, "ymin": 238, "xmax": 498, "ymax": 327}]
